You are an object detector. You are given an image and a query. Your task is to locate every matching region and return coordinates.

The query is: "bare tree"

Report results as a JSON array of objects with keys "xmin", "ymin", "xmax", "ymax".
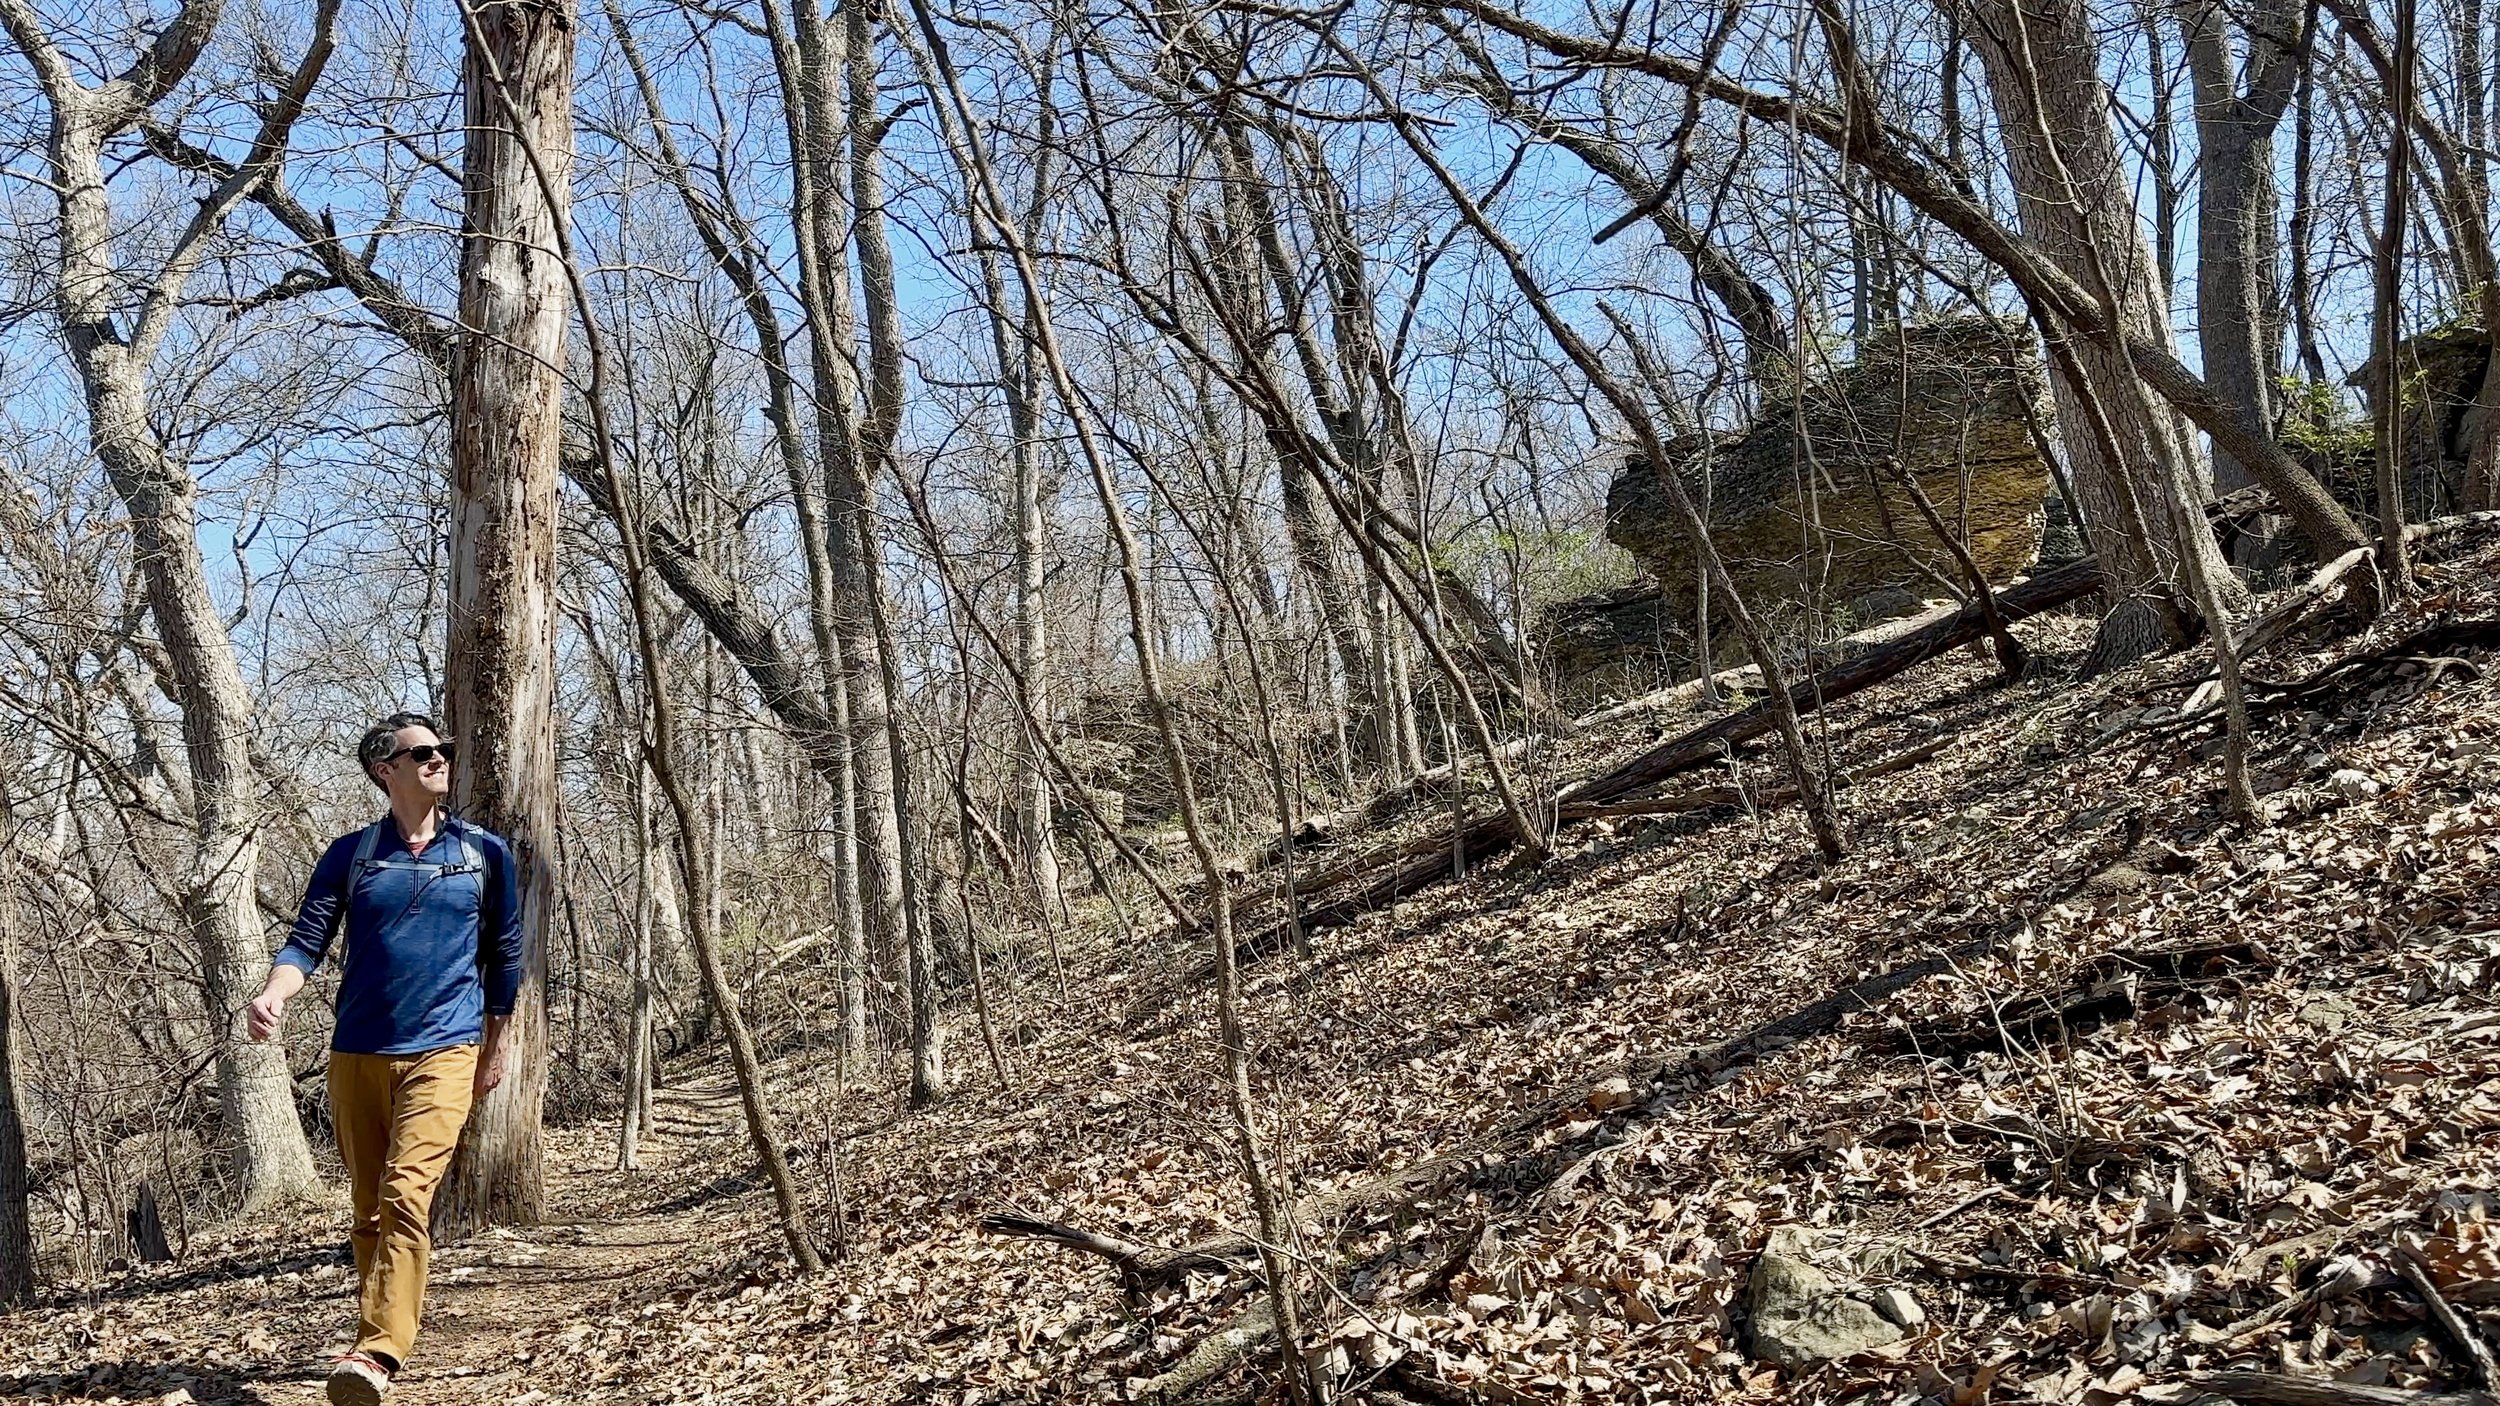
[
  {"xmin": 2370, "ymin": 0, "xmax": 2419, "ymax": 587},
  {"xmin": 599, "ymin": 0, "xmax": 876, "ymax": 1069},
  {"xmin": 2323, "ymin": 0, "xmax": 2494, "ymax": 519},
  {"xmin": 904, "ymin": 8, "xmax": 1321, "ymax": 1392},
  {"xmin": 1963, "ymin": 0, "xmax": 2241, "ymax": 664},
  {"xmin": 1442, "ymin": 0, "xmax": 2370, "ymax": 635},
  {"xmin": 845, "ymin": 0, "xmax": 946, "ymax": 1106},
  {"xmin": 0, "ymin": 0, "xmax": 326, "ymax": 1215},
  {"xmin": 2180, "ymin": 0, "xmax": 2305, "ymax": 493},
  {"xmin": 0, "ymin": 781, "xmax": 35, "ymax": 1302},
  {"xmin": 434, "ymin": 0, "xmax": 576, "ymax": 1237}
]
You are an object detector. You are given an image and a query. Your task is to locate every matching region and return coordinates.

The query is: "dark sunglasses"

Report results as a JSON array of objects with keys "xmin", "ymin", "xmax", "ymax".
[{"xmin": 383, "ymin": 742, "xmax": 456, "ymax": 766}]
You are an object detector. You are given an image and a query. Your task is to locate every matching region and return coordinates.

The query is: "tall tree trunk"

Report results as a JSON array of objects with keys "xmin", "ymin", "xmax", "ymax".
[
  {"xmin": 2456, "ymin": 0, "xmax": 2500, "ymax": 512},
  {"xmin": 0, "ymin": 802, "xmax": 37, "ymax": 1303},
  {"xmin": 619, "ymin": 755, "xmax": 659, "ymax": 1172},
  {"xmin": 0, "ymin": 0, "xmax": 325, "ymax": 1217},
  {"xmin": 1232, "ymin": 146, "xmax": 1396, "ymax": 774},
  {"xmin": 971, "ymin": 91, "xmax": 1068, "ymax": 915},
  {"xmin": 781, "ymin": 0, "xmax": 911, "ymax": 1009},
  {"xmin": 1009, "ymin": 335, "xmax": 1064, "ymax": 914},
  {"xmin": 1967, "ymin": 0, "xmax": 2241, "ymax": 669},
  {"xmin": 596, "ymin": 375, "xmax": 826, "ymax": 1277},
  {"xmin": 436, "ymin": 0, "xmax": 574, "ymax": 1238},
  {"xmin": 2288, "ymin": 17, "xmax": 2330, "ymax": 386},
  {"xmin": 908, "ymin": 15, "xmax": 1320, "ymax": 1389},
  {"xmin": 110, "ymin": 399, "xmax": 322, "ymax": 1217},
  {"xmin": 845, "ymin": 0, "xmax": 944, "ymax": 1107},
  {"xmin": 622, "ymin": 0, "xmax": 874, "ymax": 1071},
  {"xmin": 2143, "ymin": 2, "xmax": 2181, "ymax": 294},
  {"xmin": 605, "ymin": 0, "xmax": 872, "ymax": 1064},
  {"xmin": 2182, "ymin": 0, "xmax": 2303, "ymax": 493},
  {"xmin": 2373, "ymin": 0, "xmax": 2419, "ymax": 585}
]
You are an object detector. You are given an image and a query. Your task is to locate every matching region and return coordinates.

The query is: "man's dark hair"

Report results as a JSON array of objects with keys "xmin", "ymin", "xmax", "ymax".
[{"xmin": 358, "ymin": 712, "xmax": 442, "ymax": 790}]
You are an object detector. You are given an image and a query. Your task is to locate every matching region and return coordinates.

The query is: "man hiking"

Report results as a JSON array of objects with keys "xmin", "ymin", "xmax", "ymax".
[{"xmin": 247, "ymin": 712, "xmax": 524, "ymax": 1406}]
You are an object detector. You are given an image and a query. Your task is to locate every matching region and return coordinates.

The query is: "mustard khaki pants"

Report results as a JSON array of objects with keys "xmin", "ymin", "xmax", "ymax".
[{"xmin": 328, "ymin": 1044, "xmax": 477, "ymax": 1366}]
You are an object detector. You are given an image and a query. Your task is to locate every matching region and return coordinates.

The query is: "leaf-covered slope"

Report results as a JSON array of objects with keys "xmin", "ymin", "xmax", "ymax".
[{"xmin": 9, "ymin": 532, "xmax": 2499, "ymax": 1406}]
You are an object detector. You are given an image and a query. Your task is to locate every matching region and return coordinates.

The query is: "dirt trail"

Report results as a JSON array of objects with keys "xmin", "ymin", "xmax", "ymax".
[
  {"xmin": 336, "ymin": 1079, "xmax": 741, "ymax": 1405},
  {"xmin": 3, "ymin": 1077, "xmax": 744, "ymax": 1406}
]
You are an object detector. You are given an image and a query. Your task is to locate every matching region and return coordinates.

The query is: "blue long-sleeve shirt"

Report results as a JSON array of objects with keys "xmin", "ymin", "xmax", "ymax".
[{"xmin": 275, "ymin": 812, "xmax": 524, "ymax": 1055}]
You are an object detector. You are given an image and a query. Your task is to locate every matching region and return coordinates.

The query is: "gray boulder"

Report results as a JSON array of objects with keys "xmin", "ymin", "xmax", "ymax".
[{"xmin": 1747, "ymin": 1227, "xmax": 1907, "ymax": 1369}]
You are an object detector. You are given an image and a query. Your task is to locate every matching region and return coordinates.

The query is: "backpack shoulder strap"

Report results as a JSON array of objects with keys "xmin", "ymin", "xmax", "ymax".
[
  {"xmin": 348, "ymin": 818, "xmax": 387, "ymax": 886},
  {"xmin": 458, "ymin": 833, "xmax": 483, "ymax": 873}
]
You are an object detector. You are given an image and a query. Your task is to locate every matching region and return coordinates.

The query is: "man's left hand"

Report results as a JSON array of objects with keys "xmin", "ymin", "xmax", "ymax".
[
  {"xmin": 474, "ymin": 1044, "xmax": 508, "ymax": 1100},
  {"xmin": 474, "ymin": 1026, "xmax": 510, "ymax": 1101}
]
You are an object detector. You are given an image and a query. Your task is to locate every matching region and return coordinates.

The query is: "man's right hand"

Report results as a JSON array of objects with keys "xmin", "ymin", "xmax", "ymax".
[
  {"xmin": 247, "ymin": 964, "xmax": 304, "ymax": 1042},
  {"xmin": 247, "ymin": 988, "xmax": 287, "ymax": 1042}
]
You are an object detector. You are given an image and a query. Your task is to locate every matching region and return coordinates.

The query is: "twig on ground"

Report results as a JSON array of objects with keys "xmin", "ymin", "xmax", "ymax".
[
  {"xmin": 2395, "ymin": 1247, "xmax": 2500, "ymax": 1388},
  {"xmin": 2188, "ymin": 1370, "xmax": 2499, "ymax": 1406}
]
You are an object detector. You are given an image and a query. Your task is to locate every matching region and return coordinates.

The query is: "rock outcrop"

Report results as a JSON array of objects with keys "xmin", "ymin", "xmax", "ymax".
[
  {"xmin": 1608, "ymin": 318, "xmax": 2052, "ymax": 631},
  {"xmin": 1534, "ymin": 580, "xmax": 1686, "ymax": 703},
  {"xmin": 2347, "ymin": 321, "xmax": 2495, "ymax": 520}
]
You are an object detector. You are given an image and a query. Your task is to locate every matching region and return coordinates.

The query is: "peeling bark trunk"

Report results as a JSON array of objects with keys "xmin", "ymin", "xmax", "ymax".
[{"xmin": 436, "ymin": 0, "xmax": 574, "ymax": 1238}]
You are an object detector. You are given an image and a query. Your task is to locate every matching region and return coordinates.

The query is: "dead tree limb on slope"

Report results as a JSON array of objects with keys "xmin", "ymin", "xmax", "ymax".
[
  {"xmin": 1264, "ymin": 552, "xmax": 2102, "ymax": 941},
  {"xmin": 1248, "ymin": 487, "xmax": 2290, "ymax": 949},
  {"xmin": 1011, "ymin": 822, "xmax": 2161, "ymax": 1291},
  {"xmin": 981, "ymin": 1152, "xmax": 1472, "ymax": 1296}
]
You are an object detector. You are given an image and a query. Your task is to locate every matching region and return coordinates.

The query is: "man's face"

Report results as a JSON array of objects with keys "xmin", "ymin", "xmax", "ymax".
[{"xmin": 375, "ymin": 724, "xmax": 453, "ymax": 805}]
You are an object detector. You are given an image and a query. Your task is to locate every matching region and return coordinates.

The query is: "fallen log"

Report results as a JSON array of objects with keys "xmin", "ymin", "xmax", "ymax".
[
  {"xmin": 974, "ymin": 1213, "xmax": 1242, "ymax": 1292},
  {"xmin": 1252, "ymin": 490, "xmax": 2326, "ymax": 945},
  {"xmin": 1555, "ymin": 733, "xmax": 1954, "ymax": 823},
  {"xmin": 1872, "ymin": 939, "xmax": 2264, "ymax": 1059},
  {"xmin": 1246, "ymin": 608, "xmax": 1978, "ymax": 870},
  {"xmin": 1267, "ymin": 553, "xmax": 2106, "ymax": 941},
  {"xmin": 1128, "ymin": 1300, "xmax": 1277, "ymax": 1403}
]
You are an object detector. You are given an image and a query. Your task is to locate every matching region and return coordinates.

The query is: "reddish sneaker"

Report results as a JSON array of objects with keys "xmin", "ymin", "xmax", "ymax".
[{"xmin": 325, "ymin": 1351, "xmax": 393, "ymax": 1406}]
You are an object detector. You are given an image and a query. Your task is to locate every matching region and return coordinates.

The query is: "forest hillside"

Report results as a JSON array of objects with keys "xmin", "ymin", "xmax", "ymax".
[
  {"xmin": 5, "ymin": 0, "xmax": 2500, "ymax": 1402},
  {"xmin": 6, "ymin": 525, "xmax": 2498, "ymax": 1404}
]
